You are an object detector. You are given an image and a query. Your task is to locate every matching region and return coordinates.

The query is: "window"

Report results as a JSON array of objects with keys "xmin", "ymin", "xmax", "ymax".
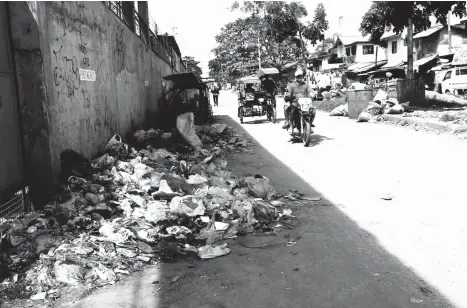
[
  {"xmin": 351, "ymin": 45, "xmax": 357, "ymax": 55},
  {"xmin": 444, "ymin": 71, "xmax": 452, "ymax": 80},
  {"xmin": 392, "ymin": 41, "xmax": 397, "ymax": 54},
  {"xmin": 456, "ymin": 68, "xmax": 467, "ymax": 75},
  {"xmin": 362, "ymin": 45, "xmax": 374, "ymax": 55},
  {"xmin": 346, "ymin": 47, "xmax": 350, "ymax": 56}
]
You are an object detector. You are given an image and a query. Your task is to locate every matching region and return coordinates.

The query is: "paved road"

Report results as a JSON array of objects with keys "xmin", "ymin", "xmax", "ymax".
[{"xmin": 57, "ymin": 91, "xmax": 467, "ymax": 308}]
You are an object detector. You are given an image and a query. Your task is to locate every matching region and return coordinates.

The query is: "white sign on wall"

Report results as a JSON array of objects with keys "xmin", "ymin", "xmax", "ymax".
[{"xmin": 79, "ymin": 69, "xmax": 96, "ymax": 81}]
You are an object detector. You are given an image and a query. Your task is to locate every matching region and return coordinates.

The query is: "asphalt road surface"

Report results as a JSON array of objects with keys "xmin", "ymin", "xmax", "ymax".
[{"xmin": 57, "ymin": 90, "xmax": 467, "ymax": 308}]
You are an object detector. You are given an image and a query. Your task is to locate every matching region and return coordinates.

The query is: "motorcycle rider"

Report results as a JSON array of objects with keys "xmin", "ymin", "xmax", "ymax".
[{"xmin": 282, "ymin": 69, "xmax": 315, "ymax": 130}]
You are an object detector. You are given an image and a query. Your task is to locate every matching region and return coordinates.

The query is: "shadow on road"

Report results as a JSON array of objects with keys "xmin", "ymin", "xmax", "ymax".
[{"xmin": 62, "ymin": 115, "xmax": 457, "ymax": 308}]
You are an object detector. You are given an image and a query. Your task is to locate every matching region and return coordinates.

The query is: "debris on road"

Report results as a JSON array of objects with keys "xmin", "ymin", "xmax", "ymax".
[
  {"xmin": 0, "ymin": 119, "xmax": 298, "ymax": 302},
  {"xmin": 381, "ymin": 194, "xmax": 393, "ymax": 201},
  {"xmin": 198, "ymin": 243, "xmax": 231, "ymax": 259},
  {"xmin": 410, "ymin": 298, "xmax": 424, "ymax": 304}
]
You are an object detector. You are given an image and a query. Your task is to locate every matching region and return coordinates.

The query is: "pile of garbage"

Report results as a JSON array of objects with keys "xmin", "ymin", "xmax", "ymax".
[
  {"xmin": 327, "ymin": 89, "xmax": 412, "ymax": 121},
  {"xmin": 357, "ymin": 89, "xmax": 412, "ymax": 122},
  {"xmin": 0, "ymin": 120, "xmax": 296, "ymax": 302}
]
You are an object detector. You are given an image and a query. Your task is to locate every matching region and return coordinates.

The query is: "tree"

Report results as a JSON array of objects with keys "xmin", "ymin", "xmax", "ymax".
[
  {"xmin": 261, "ymin": 2, "xmax": 329, "ymax": 79},
  {"xmin": 182, "ymin": 56, "xmax": 203, "ymax": 78},
  {"xmin": 360, "ymin": 2, "xmax": 467, "ymax": 78},
  {"xmin": 209, "ymin": 13, "xmax": 301, "ymax": 80}
]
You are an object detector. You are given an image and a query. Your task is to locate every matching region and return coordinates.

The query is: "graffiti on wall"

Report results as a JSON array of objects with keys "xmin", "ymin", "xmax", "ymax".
[{"xmin": 53, "ymin": 45, "xmax": 81, "ymax": 98}]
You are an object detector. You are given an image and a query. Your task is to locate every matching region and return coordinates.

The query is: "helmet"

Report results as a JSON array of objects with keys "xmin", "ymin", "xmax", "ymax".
[
  {"xmin": 295, "ymin": 69, "xmax": 304, "ymax": 77},
  {"xmin": 386, "ymin": 72, "xmax": 392, "ymax": 78}
]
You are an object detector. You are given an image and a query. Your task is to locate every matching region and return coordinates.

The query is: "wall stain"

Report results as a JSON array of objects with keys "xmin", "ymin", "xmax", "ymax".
[{"xmin": 114, "ymin": 23, "xmax": 125, "ymax": 69}]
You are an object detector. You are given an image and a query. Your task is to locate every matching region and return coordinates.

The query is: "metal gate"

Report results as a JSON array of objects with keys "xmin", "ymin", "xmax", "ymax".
[{"xmin": 0, "ymin": 2, "xmax": 26, "ymax": 217}]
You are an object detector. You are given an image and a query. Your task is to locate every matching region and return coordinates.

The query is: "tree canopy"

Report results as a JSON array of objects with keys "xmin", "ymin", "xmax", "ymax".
[
  {"xmin": 360, "ymin": 1, "xmax": 467, "ymax": 46},
  {"xmin": 209, "ymin": 1, "xmax": 329, "ymax": 79},
  {"xmin": 209, "ymin": 11, "xmax": 301, "ymax": 80},
  {"xmin": 182, "ymin": 56, "xmax": 203, "ymax": 78}
]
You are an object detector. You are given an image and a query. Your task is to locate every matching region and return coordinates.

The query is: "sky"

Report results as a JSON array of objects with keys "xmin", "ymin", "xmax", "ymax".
[{"xmin": 149, "ymin": 0, "xmax": 374, "ymax": 77}]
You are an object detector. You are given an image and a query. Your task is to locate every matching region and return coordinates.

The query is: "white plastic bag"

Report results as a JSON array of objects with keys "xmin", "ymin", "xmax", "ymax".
[
  {"xmin": 386, "ymin": 104, "xmax": 404, "ymax": 114},
  {"xmin": 373, "ymin": 89, "xmax": 388, "ymax": 102},
  {"xmin": 330, "ymin": 104, "xmax": 348, "ymax": 116},
  {"xmin": 198, "ymin": 243, "xmax": 231, "ymax": 259},
  {"xmin": 357, "ymin": 111, "xmax": 371, "ymax": 122},
  {"xmin": 176, "ymin": 112, "xmax": 203, "ymax": 149},
  {"xmin": 54, "ymin": 261, "xmax": 85, "ymax": 285},
  {"xmin": 170, "ymin": 196, "xmax": 205, "ymax": 217},
  {"xmin": 144, "ymin": 201, "xmax": 170, "ymax": 223}
]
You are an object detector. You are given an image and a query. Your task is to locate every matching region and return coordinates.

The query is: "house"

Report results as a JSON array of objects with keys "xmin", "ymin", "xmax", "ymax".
[
  {"xmin": 380, "ymin": 26, "xmax": 409, "ymax": 70},
  {"xmin": 414, "ymin": 23, "xmax": 467, "ymax": 59},
  {"xmin": 335, "ymin": 35, "xmax": 387, "ymax": 64},
  {"xmin": 334, "ymin": 35, "xmax": 388, "ymax": 77}
]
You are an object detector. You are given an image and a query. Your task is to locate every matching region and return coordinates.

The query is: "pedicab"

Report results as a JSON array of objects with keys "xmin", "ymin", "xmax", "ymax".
[
  {"xmin": 158, "ymin": 72, "xmax": 213, "ymax": 130},
  {"xmin": 237, "ymin": 71, "xmax": 277, "ymax": 124}
]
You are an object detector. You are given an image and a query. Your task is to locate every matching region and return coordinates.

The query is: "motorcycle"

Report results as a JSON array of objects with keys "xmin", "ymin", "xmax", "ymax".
[{"xmin": 287, "ymin": 97, "xmax": 316, "ymax": 147}]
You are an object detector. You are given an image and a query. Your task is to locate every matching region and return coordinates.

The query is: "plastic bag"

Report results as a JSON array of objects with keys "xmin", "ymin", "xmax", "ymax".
[
  {"xmin": 357, "ymin": 111, "xmax": 371, "ymax": 122},
  {"xmin": 86, "ymin": 264, "xmax": 117, "ymax": 285},
  {"xmin": 208, "ymin": 186, "xmax": 232, "ymax": 205},
  {"xmin": 373, "ymin": 89, "xmax": 388, "ymax": 102},
  {"xmin": 244, "ymin": 177, "xmax": 276, "ymax": 200},
  {"xmin": 104, "ymin": 134, "xmax": 128, "ymax": 157},
  {"xmin": 152, "ymin": 179, "xmax": 179, "ymax": 199},
  {"xmin": 330, "ymin": 104, "xmax": 348, "ymax": 116},
  {"xmin": 386, "ymin": 104, "xmax": 404, "ymax": 114},
  {"xmin": 253, "ymin": 200, "xmax": 278, "ymax": 223},
  {"xmin": 145, "ymin": 201, "xmax": 169, "ymax": 223},
  {"xmin": 99, "ymin": 221, "xmax": 134, "ymax": 243},
  {"xmin": 92, "ymin": 153, "xmax": 116, "ymax": 169},
  {"xmin": 176, "ymin": 112, "xmax": 203, "ymax": 149},
  {"xmin": 170, "ymin": 196, "xmax": 205, "ymax": 217},
  {"xmin": 366, "ymin": 101, "xmax": 384, "ymax": 116},
  {"xmin": 54, "ymin": 261, "xmax": 85, "ymax": 285},
  {"xmin": 198, "ymin": 243, "xmax": 231, "ymax": 259},
  {"xmin": 187, "ymin": 174, "xmax": 208, "ymax": 185}
]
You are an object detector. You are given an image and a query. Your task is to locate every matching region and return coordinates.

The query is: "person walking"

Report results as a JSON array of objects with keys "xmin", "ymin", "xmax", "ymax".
[{"xmin": 211, "ymin": 87, "xmax": 220, "ymax": 106}]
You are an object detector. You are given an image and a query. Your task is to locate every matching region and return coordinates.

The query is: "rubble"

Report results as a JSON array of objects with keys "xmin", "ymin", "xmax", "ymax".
[{"xmin": 0, "ymin": 120, "xmax": 296, "ymax": 303}]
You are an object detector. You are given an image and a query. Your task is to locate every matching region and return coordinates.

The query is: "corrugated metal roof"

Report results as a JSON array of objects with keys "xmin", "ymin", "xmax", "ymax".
[
  {"xmin": 413, "ymin": 54, "xmax": 438, "ymax": 69},
  {"xmin": 413, "ymin": 25, "xmax": 443, "ymax": 39},
  {"xmin": 380, "ymin": 27, "xmax": 407, "ymax": 40},
  {"xmin": 335, "ymin": 34, "xmax": 370, "ymax": 46},
  {"xmin": 382, "ymin": 60, "xmax": 405, "ymax": 69}
]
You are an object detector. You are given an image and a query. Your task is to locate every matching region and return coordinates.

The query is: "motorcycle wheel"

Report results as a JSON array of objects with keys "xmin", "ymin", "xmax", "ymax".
[{"xmin": 302, "ymin": 120, "xmax": 312, "ymax": 147}]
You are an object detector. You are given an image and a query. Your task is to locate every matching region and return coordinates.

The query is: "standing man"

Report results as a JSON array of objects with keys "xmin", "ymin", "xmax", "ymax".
[
  {"xmin": 261, "ymin": 75, "xmax": 277, "ymax": 105},
  {"xmin": 211, "ymin": 86, "xmax": 220, "ymax": 106}
]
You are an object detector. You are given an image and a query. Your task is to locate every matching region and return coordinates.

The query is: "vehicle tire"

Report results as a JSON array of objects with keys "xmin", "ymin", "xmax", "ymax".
[
  {"xmin": 302, "ymin": 121, "xmax": 312, "ymax": 147},
  {"xmin": 271, "ymin": 107, "xmax": 277, "ymax": 123},
  {"xmin": 445, "ymin": 90, "xmax": 451, "ymax": 95},
  {"xmin": 240, "ymin": 117, "xmax": 244, "ymax": 124}
]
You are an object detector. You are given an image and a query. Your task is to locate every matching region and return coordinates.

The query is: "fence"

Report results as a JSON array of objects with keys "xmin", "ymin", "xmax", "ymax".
[
  {"xmin": 0, "ymin": 187, "xmax": 31, "ymax": 219},
  {"xmin": 108, "ymin": 1, "xmax": 185, "ymax": 72}
]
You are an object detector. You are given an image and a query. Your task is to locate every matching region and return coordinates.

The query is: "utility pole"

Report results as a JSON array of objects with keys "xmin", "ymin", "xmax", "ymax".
[
  {"xmin": 407, "ymin": 17, "xmax": 414, "ymax": 80},
  {"xmin": 258, "ymin": 36, "xmax": 261, "ymax": 70},
  {"xmin": 448, "ymin": 10, "xmax": 452, "ymax": 53}
]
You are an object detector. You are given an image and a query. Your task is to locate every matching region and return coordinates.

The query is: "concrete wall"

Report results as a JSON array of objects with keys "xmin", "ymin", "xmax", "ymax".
[
  {"xmin": 9, "ymin": 1, "xmax": 180, "ymax": 206},
  {"xmin": 386, "ymin": 37, "xmax": 408, "ymax": 65}
]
